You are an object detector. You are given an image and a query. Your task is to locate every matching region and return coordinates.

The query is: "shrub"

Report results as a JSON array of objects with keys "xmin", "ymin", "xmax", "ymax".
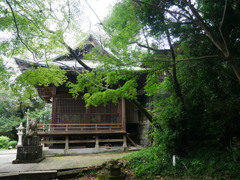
[
  {"xmin": 7, "ymin": 141, "xmax": 17, "ymax": 148},
  {"xmin": 125, "ymin": 146, "xmax": 240, "ymax": 179},
  {"xmin": 0, "ymin": 136, "xmax": 10, "ymax": 149}
]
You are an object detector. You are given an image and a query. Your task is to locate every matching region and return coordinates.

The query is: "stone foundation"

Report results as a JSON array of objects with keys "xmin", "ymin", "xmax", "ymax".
[
  {"xmin": 13, "ymin": 135, "xmax": 44, "ymax": 164},
  {"xmin": 13, "ymin": 146, "xmax": 44, "ymax": 164}
]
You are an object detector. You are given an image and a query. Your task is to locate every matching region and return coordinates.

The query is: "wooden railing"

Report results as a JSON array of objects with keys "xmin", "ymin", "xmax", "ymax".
[{"xmin": 38, "ymin": 123, "xmax": 123, "ymax": 133}]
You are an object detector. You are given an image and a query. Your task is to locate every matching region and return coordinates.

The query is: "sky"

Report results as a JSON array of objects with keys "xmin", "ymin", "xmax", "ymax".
[
  {"xmin": 83, "ymin": 0, "xmax": 116, "ymax": 24},
  {"xmin": 81, "ymin": 0, "xmax": 117, "ymax": 32},
  {"xmin": 64, "ymin": 0, "xmax": 117, "ymax": 46}
]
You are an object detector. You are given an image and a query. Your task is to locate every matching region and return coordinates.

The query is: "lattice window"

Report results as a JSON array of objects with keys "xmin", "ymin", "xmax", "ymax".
[
  {"xmin": 54, "ymin": 98, "xmax": 121, "ymax": 125},
  {"xmin": 90, "ymin": 103, "xmax": 118, "ymax": 113}
]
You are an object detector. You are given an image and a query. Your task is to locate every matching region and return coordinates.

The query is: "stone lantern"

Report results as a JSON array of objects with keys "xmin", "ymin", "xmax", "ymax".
[
  {"xmin": 13, "ymin": 118, "xmax": 44, "ymax": 164},
  {"xmin": 16, "ymin": 123, "xmax": 24, "ymax": 147}
]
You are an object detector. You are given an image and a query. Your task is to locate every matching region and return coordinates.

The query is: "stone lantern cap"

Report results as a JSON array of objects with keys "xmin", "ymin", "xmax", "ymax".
[{"xmin": 16, "ymin": 123, "xmax": 25, "ymax": 132}]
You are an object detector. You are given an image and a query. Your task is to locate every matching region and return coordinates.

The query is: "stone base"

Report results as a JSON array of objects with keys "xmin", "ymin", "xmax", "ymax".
[
  {"xmin": 12, "ymin": 146, "xmax": 44, "ymax": 164},
  {"xmin": 12, "ymin": 157, "xmax": 45, "ymax": 164}
]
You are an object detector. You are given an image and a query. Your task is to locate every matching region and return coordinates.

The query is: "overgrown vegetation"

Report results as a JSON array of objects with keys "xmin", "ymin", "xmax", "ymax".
[
  {"xmin": 126, "ymin": 146, "xmax": 240, "ymax": 179},
  {"xmin": 102, "ymin": 0, "xmax": 240, "ymax": 178}
]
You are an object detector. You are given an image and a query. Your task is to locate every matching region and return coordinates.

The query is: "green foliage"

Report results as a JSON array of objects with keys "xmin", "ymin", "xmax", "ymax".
[
  {"xmin": 0, "ymin": 83, "xmax": 51, "ymax": 139},
  {"xmin": 7, "ymin": 141, "xmax": 17, "ymax": 148},
  {"xmin": 0, "ymin": 0, "xmax": 85, "ymax": 60},
  {"xmin": 103, "ymin": 0, "xmax": 240, "ymax": 153},
  {"xmin": 125, "ymin": 147, "xmax": 169, "ymax": 178},
  {"xmin": 67, "ymin": 69, "xmax": 139, "ymax": 107},
  {"xmin": 11, "ymin": 65, "xmax": 67, "ymax": 102},
  {"xmin": 16, "ymin": 66, "xmax": 67, "ymax": 87},
  {"xmin": 126, "ymin": 146, "xmax": 240, "ymax": 179},
  {"xmin": 104, "ymin": 0, "xmax": 142, "ymax": 51},
  {"xmin": 102, "ymin": 1, "xmax": 240, "ymax": 178},
  {"xmin": 0, "ymin": 58, "xmax": 11, "ymax": 88},
  {"xmin": 0, "ymin": 89, "xmax": 22, "ymax": 135},
  {"xmin": 0, "ymin": 136, "xmax": 10, "ymax": 149},
  {"xmin": 28, "ymin": 103, "xmax": 51, "ymax": 124},
  {"xmin": 0, "ymin": 137, "xmax": 17, "ymax": 149}
]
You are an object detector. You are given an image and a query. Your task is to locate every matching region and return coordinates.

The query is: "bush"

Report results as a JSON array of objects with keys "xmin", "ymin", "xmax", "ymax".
[
  {"xmin": 0, "ymin": 136, "xmax": 10, "ymax": 149},
  {"xmin": 125, "ymin": 147, "xmax": 175, "ymax": 178},
  {"xmin": 125, "ymin": 146, "xmax": 240, "ymax": 179},
  {"xmin": 7, "ymin": 141, "xmax": 17, "ymax": 148}
]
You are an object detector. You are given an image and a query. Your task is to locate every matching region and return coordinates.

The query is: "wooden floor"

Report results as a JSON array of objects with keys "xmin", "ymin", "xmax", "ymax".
[{"xmin": 38, "ymin": 130, "xmax": 126, "ymax": 135}]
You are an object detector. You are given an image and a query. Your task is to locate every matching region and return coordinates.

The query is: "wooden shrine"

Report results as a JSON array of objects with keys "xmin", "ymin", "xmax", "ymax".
[
  {"xmin": 36, "ymin": 85, "xmax": 127, "ymax": 150},
  {"xmin": 15, "ymin": 34, "xmax": 148, "ymax": 150}
]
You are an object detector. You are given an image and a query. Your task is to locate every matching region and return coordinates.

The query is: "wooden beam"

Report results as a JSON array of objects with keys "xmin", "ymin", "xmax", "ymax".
[
  {"xmin": 41, "ymin": 139, "xmax": 124, "ymax": 144},
  {"xmin": 41, "ymin": 141, "xmax": 66, "ymax": 144},
  {"xmin": 99, "ymin": 139, "xmax": 124, "ymax": 143},
  {"xmin": 123, "ymin": 134, "xmax": 127, "ymax": 150},
  {"xmin": 126, "ymin": 135, "xmax": 137, "ymax": 146},
  {"xmin": 69, "ymin": 140, "xmax": 95, "ymax": 143},
  {"xmin": 38, "ymin": 131, "xmax": 126, "ymax": 135}
]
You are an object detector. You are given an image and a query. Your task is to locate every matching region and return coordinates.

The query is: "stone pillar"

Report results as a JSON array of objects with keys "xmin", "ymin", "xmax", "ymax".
[
  {"xmin": 25, "ymin": 109, "xmax": 29, "ymax": 135},
  {"xmin": 95, "ymin": 135, "xmax": 99, "ymax": 149},
  {"xmin": 16, "ymin": 123, "xmax": 24, "ymax": 147},
  {"xmin": 65, "ymin": 136, "xmax": 69, "ymax": 150}
]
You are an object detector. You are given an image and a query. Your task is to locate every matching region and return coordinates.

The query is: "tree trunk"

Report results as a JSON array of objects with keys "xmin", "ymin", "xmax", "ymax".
[
  {"xmin": 130, "ymin": 99, "xmax": 162, "ymax": 131},
  {"xmin": 166, "ymin": 30, "xmax": 186, "ymax": 110}
]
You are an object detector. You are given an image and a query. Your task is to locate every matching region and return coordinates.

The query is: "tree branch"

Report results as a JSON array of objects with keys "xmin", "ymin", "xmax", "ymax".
[
  {"xmin": 84, "ymin": 0, "xmax": 103, "ymax": 25},
  {"xmin": 220, "ymin": 0, "xmax": 228, "ymax": 29},
  {"xmin": 65, "ymin": 0, "xmax": 71, "ymax": 30},
  {"xmin": 14, "ymin": 10, "xmax": 44, "ymax": 35},
  {"xmin": 136, "ymin": 42, "xmax": 170, "ymax": 54},
  {"xmin": 13, "ymin": 0, "xmax": 55, "ymax": 34},
  {"xmin": 62, "ymin": 41, "xmax": 92, "ymax": 71},
  {"xmin": 122, "ymin": 55, "xmax": 219, "ymax": 67},
  {"xmin": 219, "ymin": 0, "xmax": 229, "ymax": 57},
  {"xmin": 176, "ymin": 55, "xmax": 219, "ymax": 63},
  {"xmin": 185, "ymin": 0, "xmax": 227, "ymax": 55},
  {"xmin": 5, "ymin": 0, "xmax": 35, "ymax": 59},
  {"xmin": 133, "ymin": 0, "xmax": 193, "ymax": 21}
]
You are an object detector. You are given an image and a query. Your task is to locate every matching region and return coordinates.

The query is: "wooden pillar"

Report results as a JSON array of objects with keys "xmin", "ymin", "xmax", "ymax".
[
  {"xmin": 51, "ymin": 86, "xmax": 57, "ymax": 124},
  {"xmin": 122, "ymin": 99, "xmax": 126, "ymax": 132},
  {"xmin": 49, "ymin": 136, "xmax": 54, "ymax": 148},
  {"xmin": 86, "ymin": 107, "xmax": 90, "ymax": 124},
  {"xmin": 95, "ymin": 135, "xmax": 99, "ymax": 149},
  {"xmin": 65, "ymin": 135, "xmax": 69, "ymax": 150},
  {"xmin": 52, "ymin": 97, "xmax": 57, "ymax": 124},
  {"xmin": 123, "ymin": 134, "xmax": 127, "ymax": 151}
]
